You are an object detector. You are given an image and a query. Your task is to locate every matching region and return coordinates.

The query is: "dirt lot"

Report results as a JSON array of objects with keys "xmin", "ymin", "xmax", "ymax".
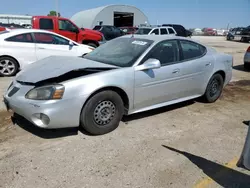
[{"xmin": 0, "ymin": 36, "xmax": 250, "ymax": 188}]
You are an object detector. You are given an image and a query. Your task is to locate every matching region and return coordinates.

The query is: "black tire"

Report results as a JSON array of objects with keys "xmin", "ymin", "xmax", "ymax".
[
  {"xmin": 203, "ymin": 74, "xmax": 224, "ymax": 103},
  {"xmin": 244, "ymin": 63, "xmax": 250, "ymax": 70},
  {"xmin": 80, "ymin": 90, "xmax": 124, "ymax": 135},
  {"xmin": 0, "ymin": 57, "xmax": 19, "ymax": 77},
  {"xmin": 87, "ymin": 42, "xmax": 97, "ymax": 48}
]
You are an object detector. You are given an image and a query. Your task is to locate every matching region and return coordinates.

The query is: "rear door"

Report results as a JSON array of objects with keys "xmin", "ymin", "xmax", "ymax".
[
  {"xmin": 3, "ymin": 33, "xmax": 36, "ymax": 67},
  {"xmin": 33, "ymin": 32, "xmax": 79, "ymax": 60},
  {"xmin": 178, "ymin": 39, "xmax": 214, "ymax": 95}
]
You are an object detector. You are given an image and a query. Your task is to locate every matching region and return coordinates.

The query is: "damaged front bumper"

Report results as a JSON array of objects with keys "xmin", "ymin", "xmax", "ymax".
[{"xmin": 3, "ymin": 81, "xmax": 86, "ymax": 129}]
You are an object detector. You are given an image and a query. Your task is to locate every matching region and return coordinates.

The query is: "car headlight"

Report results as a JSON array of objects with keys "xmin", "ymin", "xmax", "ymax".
[{"xmin": 25, "ymin": 84, "xmax": 65, "ymax": 100}]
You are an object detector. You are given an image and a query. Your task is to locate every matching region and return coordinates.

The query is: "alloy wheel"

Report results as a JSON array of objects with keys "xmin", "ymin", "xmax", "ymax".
[{"xmin": 0, "ymin": 59, "xmax": 15, "ymax": 76}]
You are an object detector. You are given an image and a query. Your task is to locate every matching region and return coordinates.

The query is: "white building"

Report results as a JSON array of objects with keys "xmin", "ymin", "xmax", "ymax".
[
  {"xmin": 71, "ymin": 4, "xmax": 149, "ymax": 29},
  {"xmin": 0, "ymin": 14, "xmax": 32, "ymax": 25}
]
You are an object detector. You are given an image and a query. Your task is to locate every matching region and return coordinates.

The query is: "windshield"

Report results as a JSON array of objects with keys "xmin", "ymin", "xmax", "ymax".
[
  {"xmin": 84, "ymin": 37, "xmax": 153, "ymax": 67},
  {"xmin": 135, "ymin": 28, "xmax": 152, "ymax": 35}
]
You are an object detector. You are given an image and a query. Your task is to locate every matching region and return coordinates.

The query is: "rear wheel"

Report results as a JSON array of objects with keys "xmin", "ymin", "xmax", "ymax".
[
  {"xmin": 80, "ymin": 90, "xmax": 124, "ymax": 135},
  {"xmin": 203, "ymin": 74, "xmax": 224, "ymax": 103},
  {"xmin": 0, "ymin": 57, "xmax": 19, "ymax": 77}
]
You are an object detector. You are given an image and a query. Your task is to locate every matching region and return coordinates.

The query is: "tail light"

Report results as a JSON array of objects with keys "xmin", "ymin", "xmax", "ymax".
[{"xmin": 247, "ymin": 46, "xmax": 250, "ymax": 52}]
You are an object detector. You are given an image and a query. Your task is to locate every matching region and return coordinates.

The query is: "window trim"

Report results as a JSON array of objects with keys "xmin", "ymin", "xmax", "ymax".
[
  {"xmin": 150, "ymin": 28, "xmax": 159, "ymax": 35},
  {"xmin": 160, "ymin": 28, "xmax": 169, "ymax": 35},
  {"xmin": 58, "ymin": 19, "xmax": 78, "ymax": 33},
  {"xmin": 168, "ymin": 28, "xmax": 175, "ymax": 34},
  {"xmin": 139, "ymin": 39, "xmax": 181, "ymax": 66},
  {"xmin": 4, "ymin": 33, "xmax": 34, "ymax": 43},
  {"xmin": 32, "ymin": 32, "xmax": 70, "ymax": 45},
  {"xmin": 178, "ymin": 39, "xmax": 207, "ymax": 62}
]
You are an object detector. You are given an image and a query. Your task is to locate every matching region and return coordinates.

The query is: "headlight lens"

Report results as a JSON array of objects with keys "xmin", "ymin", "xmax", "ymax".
[{"xmin": 25, "ymin": 84, "xmax": 65, "ymax": 100}]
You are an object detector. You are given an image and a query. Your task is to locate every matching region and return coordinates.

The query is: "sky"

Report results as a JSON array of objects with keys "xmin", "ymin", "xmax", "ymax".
[{"xmin": 0, "ymin": 0, "xmax": 249, "ymax": 29}]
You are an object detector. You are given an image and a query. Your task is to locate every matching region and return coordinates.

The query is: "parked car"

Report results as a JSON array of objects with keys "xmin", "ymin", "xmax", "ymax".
[
  {"xmin": 244, "ymin": 46, "xmax": 250, "ymax": 70},
  {"xmin": 32, "ymin": 16, "xmax": 105, "ymax": 47},
  {"xmin": 93, "ymin": 25, "xmax": 125, "ymax": 41},
  {"xmin": 119, "ymin": 26, "xmax": 138, "ymax": 35},
  {"xmin": 203, "ymin": 28, "xmax": 216, "ymax": 36},
  {"xmin": 3, "ymin": 35, "xmax": 233, "ymax": 135},
  {"xmin": 227, "ymin": 27, "xmax": 245, "ymax": 40},
  {"xmin": 135, "ymin": 26, "xmax": 177, "ymax": 36},
  {"xmin": 162, "ymin": 24, "xmax": 189, "ymax": 37},
  {"xmin": 0, "ymin": 29, "xmax": 94, "ymax": 76}
]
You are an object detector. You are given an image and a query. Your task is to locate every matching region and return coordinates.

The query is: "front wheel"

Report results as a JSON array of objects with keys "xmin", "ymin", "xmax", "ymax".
[
  {"xmin": 203, "ymin": 74, "xmax": 224, "ymax": 103},
  {"xmin": 80, "ymin": 90, "xmax": 124, "ymax": 135}
]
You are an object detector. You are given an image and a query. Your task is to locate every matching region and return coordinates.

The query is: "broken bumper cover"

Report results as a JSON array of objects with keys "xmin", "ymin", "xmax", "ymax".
[{"xmin": 3, "ymin": 83, "xmax": 87, "ymax": 129}]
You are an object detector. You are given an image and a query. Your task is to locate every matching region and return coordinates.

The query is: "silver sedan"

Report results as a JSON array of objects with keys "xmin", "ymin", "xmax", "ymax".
[{"xmin": 3, "ymin": 35, "xmax": 233, "ymax": 135}]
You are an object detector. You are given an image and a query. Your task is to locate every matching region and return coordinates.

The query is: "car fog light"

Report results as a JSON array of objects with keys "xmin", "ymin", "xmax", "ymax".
[{"xmin": 34, "ymin": 113, "xmax": 50, "ymax": 125}]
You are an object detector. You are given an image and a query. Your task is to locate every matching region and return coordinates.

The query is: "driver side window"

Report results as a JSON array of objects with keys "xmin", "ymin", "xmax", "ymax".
[
  {"xmin": 58, "ymin": 20, "xmax": 78, "ymax": 32},
  {"xmin": 33, "ymin": 33, "xmax": 70, "ymax": 45},
  {"xmin": 143, "ymin": 40, "xmax": 179, "ymax": 66}
]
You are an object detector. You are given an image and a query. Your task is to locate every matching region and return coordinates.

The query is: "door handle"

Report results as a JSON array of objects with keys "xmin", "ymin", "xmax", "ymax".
[
  {"xmin": 38, "ymin": 47, "xmax": 45, "ymax": 49},
  {"xmin": 172, "ymin": 69, "xmax": 180, "ymax": 74},
  {"xmin": 205, "ymin": 62, "xmax": 212, "ymax": 66}
]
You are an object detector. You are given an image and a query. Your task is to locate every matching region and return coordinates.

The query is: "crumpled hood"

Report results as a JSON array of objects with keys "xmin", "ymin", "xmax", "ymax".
[{"xmin": 16, "ymin": 56, "xmax": 118, "ymax": 83}]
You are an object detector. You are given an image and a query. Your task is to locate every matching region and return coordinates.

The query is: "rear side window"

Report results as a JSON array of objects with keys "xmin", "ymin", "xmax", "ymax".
[
  {"xmin": 34, "ymin": 33, "xmax": 69, "ymax": 45},
  {"xmin": 39, "ymin": 18, "xmax": 54, "ymax": 30},
  {"xmin": 179, "ymin": 40, "xmax": 206, "ymax": 60},
  {"xmin": 5, "ymin": 33, "xmax": 33, "ymax": 43},
  {"xmin": 160, "ymin": 28, "xmax": 168, "ymax": 35},
  {"xmin": 151, "ymin": 29, "xmax": 159, "ymax": 35},
  {"xmin": 168, "ymin": 28, "xmax": 175, "ymax": 34}
]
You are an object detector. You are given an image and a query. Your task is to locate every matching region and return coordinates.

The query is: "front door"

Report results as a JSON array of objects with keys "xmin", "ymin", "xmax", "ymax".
[
  {"xmin": 58, "ymin": 19, "xmax": 78, "ymax": 41},
  {"xmin": 33, "ymin": 32, "xmax": 79, "ymax": 60},
  {"xmin": 134, "ymin": 39, "xmax": 184, "ymax": 110}
]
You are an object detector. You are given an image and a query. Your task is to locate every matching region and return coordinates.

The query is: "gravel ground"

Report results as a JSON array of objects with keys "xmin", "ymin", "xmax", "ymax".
[{"xmin": 0, "ymin": 36, "xmax": 250, "ymax": 188}]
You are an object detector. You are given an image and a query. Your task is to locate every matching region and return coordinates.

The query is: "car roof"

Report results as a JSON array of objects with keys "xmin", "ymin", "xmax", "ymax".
[
  {"xmin": 2, "ymin": 28, "xmax": 55, "ymax": 35},
  {"xmin": 138, "ymin": 26, "xmax": 174, "ymax": 30},
  {"xmin": 120, "ymin": 34, "xmax": 203, "ymax": 45},
  {"xmin": 0, "ymin": 29, "xmax": 74, "ymax": 42}
]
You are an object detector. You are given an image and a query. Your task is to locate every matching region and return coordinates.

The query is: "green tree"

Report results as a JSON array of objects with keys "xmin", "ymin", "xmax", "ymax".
[{"xmin": 47, "ymin": 10, "xmax": 61, "ymax": 17}]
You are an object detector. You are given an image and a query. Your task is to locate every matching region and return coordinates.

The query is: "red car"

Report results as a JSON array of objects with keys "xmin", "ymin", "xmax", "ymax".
[{"xmin": 119, "ymin": 26, "xmax": 138, "ymax": 35}]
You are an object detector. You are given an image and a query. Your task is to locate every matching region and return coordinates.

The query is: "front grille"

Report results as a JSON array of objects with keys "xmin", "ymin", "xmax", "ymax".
[{"xmin": 8, "ymin": 87, "xmax": 20, "ymax": 97}]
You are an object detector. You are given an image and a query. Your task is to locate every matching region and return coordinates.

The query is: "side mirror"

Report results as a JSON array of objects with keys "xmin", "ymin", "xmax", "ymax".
[
  {"xmin": 135, "ymin": 58, "xmax": 161, "ymax": 71},
  {"xmin": 69, "ymin": 41, "xmax": 74, "ymax": 46}
]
